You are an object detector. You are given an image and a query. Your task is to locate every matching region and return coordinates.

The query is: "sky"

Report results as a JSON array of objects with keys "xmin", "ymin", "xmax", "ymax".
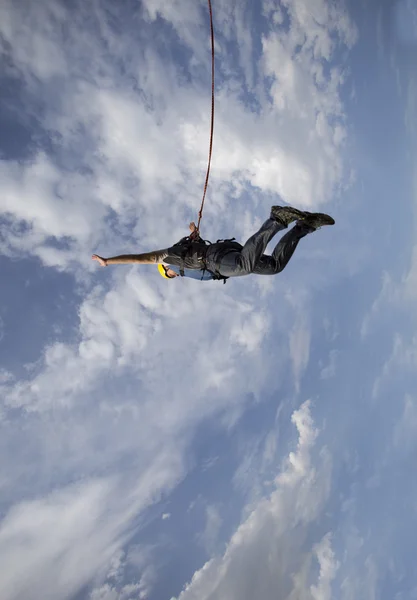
[{"xmin": 1, "ymin": 0, "xmax": 417, "ymax": 598}]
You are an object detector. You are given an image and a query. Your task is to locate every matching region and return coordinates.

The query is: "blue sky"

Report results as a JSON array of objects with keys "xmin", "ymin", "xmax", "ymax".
[{"xmin": 1, "ymin": 0, "xmax": 417, "ymax": 598}]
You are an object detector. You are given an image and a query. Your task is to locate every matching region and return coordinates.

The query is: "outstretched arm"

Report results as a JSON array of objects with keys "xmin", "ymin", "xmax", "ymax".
[
  {"xmin": 92, "ymin": 249, "xmax": 168, "ymax": 267},
  {"xmin": 92, "ymin": 223, "xmax": 197, "ymax": 267}
]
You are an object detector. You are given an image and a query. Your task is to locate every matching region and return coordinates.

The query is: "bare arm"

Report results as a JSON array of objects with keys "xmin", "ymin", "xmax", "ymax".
[
  {"xmin": 92, "ymin": 222, "xmax": 198, "ymax": 267},
  {"xmin": 92, "ymin": 249, "xmax": 169, "ymax": 267}
]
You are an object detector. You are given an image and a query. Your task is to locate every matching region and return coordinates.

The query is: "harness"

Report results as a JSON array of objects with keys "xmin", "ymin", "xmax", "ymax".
[{"xmin": 171, "ymin": 235, "xmax": 240, "ymax": 284}]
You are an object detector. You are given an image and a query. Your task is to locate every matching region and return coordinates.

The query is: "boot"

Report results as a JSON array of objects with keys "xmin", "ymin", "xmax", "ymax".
[
  {"xmin": 300, "ymin": 211, "xmax": 335, "ymax": 229},
  {"xmin": 270, "ymin": 205, "xmax": 308, "ymax": 227}
]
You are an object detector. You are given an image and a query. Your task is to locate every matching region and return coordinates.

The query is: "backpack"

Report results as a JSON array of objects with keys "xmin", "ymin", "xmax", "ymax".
[{"xmin": 168, "ymin": 235, "xmax": 241, "ymax": 283}]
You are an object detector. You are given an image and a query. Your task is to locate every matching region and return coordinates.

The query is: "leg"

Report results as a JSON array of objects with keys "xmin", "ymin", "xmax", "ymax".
[
  {"xmin": 239, "ymin": 218, "xmax": 285, "ymax": 272},
  {"xmin": 213, "ymin": 218, "xmax": 284, "ymax": 278},
  {"xmin": 231, "ymin": 206, "xmax": 334, "ymax": 275},
  {"xmin": 92, "ymin": 249, "xmax": 169, "ymax": 267},
  {"xmin": 253, "ymin": 222, "xmax": 314, "ymax": 275}
]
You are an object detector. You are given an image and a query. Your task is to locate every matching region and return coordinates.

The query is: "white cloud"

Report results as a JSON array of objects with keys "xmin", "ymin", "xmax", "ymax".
[
  {"xmin": 89, "ymin": 555, "xmax": 155, "ymax": 600},
  {"xmin": 289, "ymin": 315, "xmax": 311, "ymax": 393},
  {"xmin": 310, "ymin": 534, "xmax": 340, "ymax": 600},
  {"xmin": 340, "ymin": 554, "xmax": 379, "ymax": 600},
  {"xmin": 0, "ymin": 0, "xmax": 358, "ymax": 597},
  {"xmin": 0, "ymin": 266, "xmax": 293, "ymax": 598},
  {"xmin": 0, "ymin": 369, "xmax": 12, "ymax": 384},
  {"xmin": 230, "ymin": 309, "xmax": 269, "ymax": 353},
  {"xmin": 0, "ymin": 446, "xmax": 182, "ymax": 600},
  {"xmin": 0, "ymin": 0, "xmax": 356, "ymax": 270},
  {"xmin": 403, "ymin": 242, "xmax": 417, "ymax": 301},
  {"xmin": 372, "ymin": 333, "xmax": 417, "ymax": 399},
  {"xmin": 360, "ymin": 271, "xmax": 396, "ymax": 339},
  {"xmin": 175, "ymin": 401, "xmax": 333, "ymax": 600},
  {"xmin": 286, "ymin": 287, "xmax": 313, "ymax": 391},
  {"xmin": 361, "ymin": 174, "xmax": 417, "ymax": 399},
  {"xmin": 0, "ymin": 479, "xmax": 117, "ymax": 600},
  {"xmin": 89, "ymin": 583, "xmax": 141, "ymax": 600},
  {"xmin": 199, "ymin": 505, "xmax": 223, "ymax": 555},
  {"xmin": 288, "ymin": 532, "xmax": 339, "ymax": 600},
  {"xmin": 393, "ymin": 393, "xmax": 417, "ymax": 451},
  {"xmin": 320, "ymin": 349, "xmax": 338, "ymax": 380},
  {"xmin": 0, "ymin": 1, "xmax": 67, "ymax": 80}
]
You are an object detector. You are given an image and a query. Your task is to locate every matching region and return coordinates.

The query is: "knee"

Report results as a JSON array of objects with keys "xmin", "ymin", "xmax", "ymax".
[
  {"xmin": 274, "ymin": 260, "xmax": 287, "ymax": 274},
  {"xmin": 238, "ymin": 256, "xmax": 255, "ymax": 274}
]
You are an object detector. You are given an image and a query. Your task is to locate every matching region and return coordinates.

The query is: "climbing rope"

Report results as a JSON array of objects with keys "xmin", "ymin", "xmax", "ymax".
[{"xmin": 195, "ymin": 0, "xmax": 215, "ymax": 234}]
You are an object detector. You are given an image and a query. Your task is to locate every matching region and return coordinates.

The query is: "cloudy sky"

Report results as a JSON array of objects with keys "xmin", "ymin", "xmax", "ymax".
[{"xmin": 1, "ymin": 0, "xmax": 417, "ymax": 598}]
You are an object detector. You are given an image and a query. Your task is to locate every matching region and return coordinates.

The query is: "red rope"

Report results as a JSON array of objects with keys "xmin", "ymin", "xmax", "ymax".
[{"xmin": 196, "ymin": 0, "xmax": 215, "ymax": 233}]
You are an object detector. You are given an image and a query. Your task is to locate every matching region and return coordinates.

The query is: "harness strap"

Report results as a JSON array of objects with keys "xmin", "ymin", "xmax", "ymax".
[
  {"xmin": 171, "ymin": 236, "xmax": 232, "ymax": 283},
  {"xmin": 174, "ymin": 236, "xmax": 209, "ymax": 278}
]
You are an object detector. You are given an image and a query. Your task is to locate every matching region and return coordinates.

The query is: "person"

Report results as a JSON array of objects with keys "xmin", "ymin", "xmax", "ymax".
[{"xmin": 92, "ymin": 206, "xmax": 335, "ymax": 282}]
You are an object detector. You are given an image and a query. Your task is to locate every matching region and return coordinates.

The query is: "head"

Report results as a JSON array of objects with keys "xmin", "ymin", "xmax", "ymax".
[{"xmin": 157, "ymin": 264, "xmax": 179, "ymax": 279}]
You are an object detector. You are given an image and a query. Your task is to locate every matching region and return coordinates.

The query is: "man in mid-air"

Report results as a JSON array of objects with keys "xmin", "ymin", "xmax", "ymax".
[{"xmin": 92, "ymin": 206, "xmax": 335, "ymax": 282}]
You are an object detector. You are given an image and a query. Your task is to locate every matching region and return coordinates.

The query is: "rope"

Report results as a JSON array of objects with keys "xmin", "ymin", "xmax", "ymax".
[{"xmin": 196, "ymin": 0, "xmax": 215, "ymax": 234}]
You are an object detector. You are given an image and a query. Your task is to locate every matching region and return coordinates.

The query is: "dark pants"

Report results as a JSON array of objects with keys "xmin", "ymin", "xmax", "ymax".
[{"xmin": 206, "ymin": 218, "xmax": 314, "ymax": 278}]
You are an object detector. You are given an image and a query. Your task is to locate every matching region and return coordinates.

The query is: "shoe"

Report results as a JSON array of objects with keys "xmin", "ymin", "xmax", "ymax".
[
  {"xmin": 299, "ymin": 211, "xmax": 335, "ymax": 229},
  {"xmin": 270, "ymin": 205, "xmax": 308, "ymax": 227}
]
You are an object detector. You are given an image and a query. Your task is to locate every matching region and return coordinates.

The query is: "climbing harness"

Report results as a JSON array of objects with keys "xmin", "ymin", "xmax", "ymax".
[{"xmin": 169, "ymin": 235, "xmax": 242, "ymax": 284}]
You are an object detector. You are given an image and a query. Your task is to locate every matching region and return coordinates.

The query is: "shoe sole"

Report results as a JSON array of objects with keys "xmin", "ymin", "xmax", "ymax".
[
  {"xmin": 301, "ymin": 212, "xmax": 335, "ymax": 226},
  {"xmin": 271, "ymin": 206, "xmax": 335, "ymax": 227},
  {"xmin": 271, "ymin": 205, "xmax": 307, "ymax": 220}
]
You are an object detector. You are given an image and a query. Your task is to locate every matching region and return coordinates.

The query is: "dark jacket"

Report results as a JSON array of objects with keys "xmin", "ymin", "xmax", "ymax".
[
  {"xmin": 164, "ymin": 238, "xmax": 208, "ymax": 270},
  {"xmin": 164, "ymin": 236, "xmax": 243, "ymax": 278}
]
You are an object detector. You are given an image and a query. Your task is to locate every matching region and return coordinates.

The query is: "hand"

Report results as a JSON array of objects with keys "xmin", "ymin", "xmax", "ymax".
[
  {"xmin": 189, "ymin": 222, "xmax": 201, "ymax": 241},
  {"xmin": 92, "ymin": 254, "xmax": 108, "ymax": 267}
]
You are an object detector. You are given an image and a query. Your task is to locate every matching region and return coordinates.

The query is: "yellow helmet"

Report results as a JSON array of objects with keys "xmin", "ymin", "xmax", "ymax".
[{"xmin": 158, "ymin": 264, "xmax": 172, "ymax": 279}]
